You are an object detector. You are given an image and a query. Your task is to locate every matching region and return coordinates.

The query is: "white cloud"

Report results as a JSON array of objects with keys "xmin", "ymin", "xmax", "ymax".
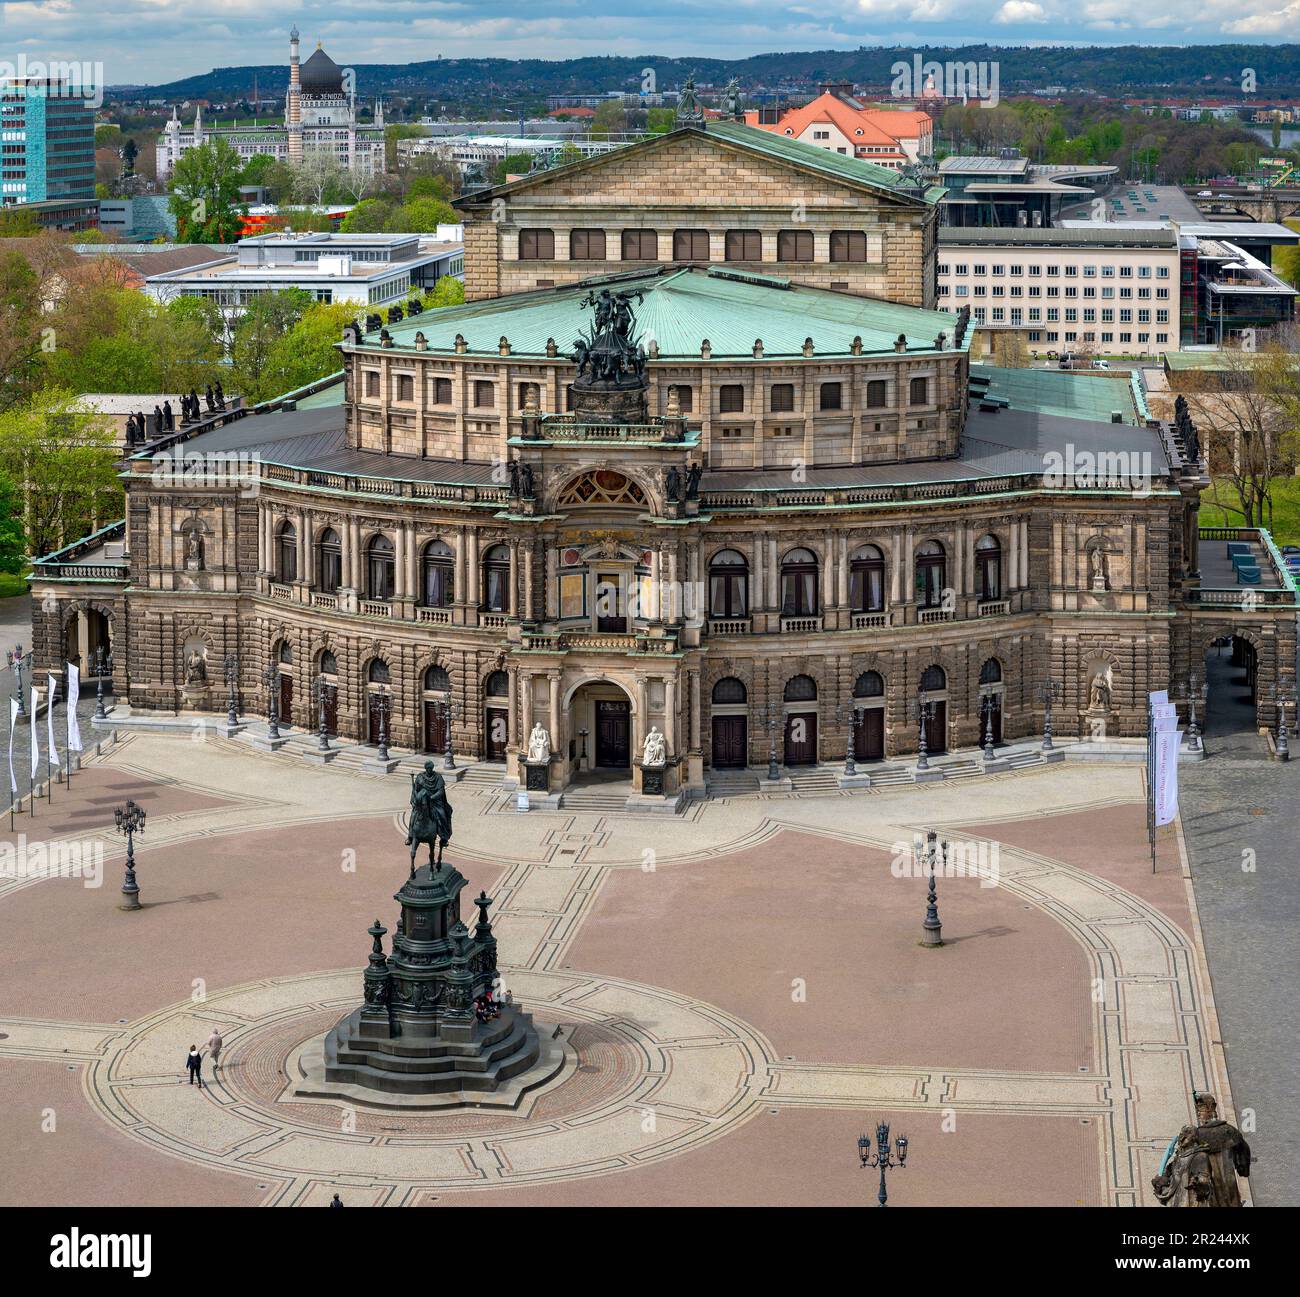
[
  {"xmin": 994, "ymin": 1, "xmax": 1048, "ymax": 20},
  {"xmin": 1224, "ymin": 0, "xmax": 1300, "ymax": 31}
]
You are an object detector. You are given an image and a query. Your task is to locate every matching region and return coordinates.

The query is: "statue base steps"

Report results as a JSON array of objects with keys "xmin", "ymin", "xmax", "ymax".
[{"xmin": 292, "ymin": 1004, "xmax": 565, "ymax": 1110}]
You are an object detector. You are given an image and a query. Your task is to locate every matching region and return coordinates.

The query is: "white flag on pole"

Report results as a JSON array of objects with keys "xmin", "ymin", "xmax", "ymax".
[
  {"xmin": 1151, "ymin": 703, "xmax": 1178, "ymax": 733},
  {"xmin": 30, "ymin": 686, "xmax": 40, "ymax": 783},
  {"xmin": 67, "ymin": 663, "xmax": 82, "ymax": 753},
  {"xmin": 1148, "ymin": 690, "xmax": 1169, "ymax": 706},
  {"xmin": 7, "ymin": 697, "xmax": 16, "ymax": 795},
  {"xmin": 1153, "ymin": 728, "xmax": 1183, "ymax": 826},
  {"xmin": 47, "ymin": 674, "xmax": 60, "ymax": 769}
]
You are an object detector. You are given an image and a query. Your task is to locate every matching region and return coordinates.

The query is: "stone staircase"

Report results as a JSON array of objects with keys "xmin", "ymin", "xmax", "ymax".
[
  {"xmin": 786, "ymin": 765, "xmax": 843, "ymax": 794},
  {"xmin": 704, "ymin": 769, "xmax": 761, "ymax": 798},
  {"xmin": 559, "ymin": 785, "xmax": 634, "ymax": 813}
]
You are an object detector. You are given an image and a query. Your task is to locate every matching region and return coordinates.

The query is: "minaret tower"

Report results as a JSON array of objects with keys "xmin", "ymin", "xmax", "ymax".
[{"xmin": 287, "ymin": 25, "xmax": 303, "ymax": 164}]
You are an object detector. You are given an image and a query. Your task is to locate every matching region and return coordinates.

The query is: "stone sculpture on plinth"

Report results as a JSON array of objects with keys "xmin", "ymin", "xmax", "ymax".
[{"xmin": 1152, "ymin": 1092, "xmax": 1252, "ymax": 1207}]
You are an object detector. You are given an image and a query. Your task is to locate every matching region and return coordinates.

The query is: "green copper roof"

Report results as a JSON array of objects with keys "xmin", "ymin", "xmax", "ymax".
[
  {"xmin": 373, "ymin": 266, "xmax": 966, "ymax": 360},
  {"xmin": 970, "ymin": 364, "xmax": 1141, "ymax": 425},
  {"xmin": 458, "ymin": 121, "xmax": 940, "ymax": 209}
]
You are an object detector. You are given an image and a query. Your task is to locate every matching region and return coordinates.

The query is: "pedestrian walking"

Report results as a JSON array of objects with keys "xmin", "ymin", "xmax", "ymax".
[
  {"xmin": 185, "ymin": 1045, "xmax": 204, "ymax": 1089},
  {"xmin": 329, "ymin": 1193, "xmax": 344, "ymax": 1208},
  {"xmin": 207, "ymin": 1027, "xmax": 223, "ymax": 1070}
]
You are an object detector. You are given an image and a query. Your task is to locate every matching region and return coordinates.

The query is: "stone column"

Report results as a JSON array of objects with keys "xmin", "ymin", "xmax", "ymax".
[
  {"xmin": 347, "ymin": 518, "xmax": 361, "ymax": 590},
  {"xmin": 520, "ymin": 670, "xmax": 533, "ymax": 738},
  {"xmin": 1019, "ymin": 518, "xmax": 1029, "ymax": 589},
  {"xmin": 545, "ymin": 544, "xmax": 557, "ymax": 621},
  {"xmin": 635, "ymin": 677, "xmax": 648, "ymax": 756},
  {"xmin": 667, "ymin": 545, "xmax": 679, "ymax": 622},
  {"xmin": 1008, "ymin": 520, "xmax": 1019, "ymax": 590},
  {"xmin": 509, "ymin": 543, "xmax": 519, "ymax": 617},
  {"xmin": 466, "ymin": 527, "xmax": 480, "ymax": 614},
  {"xmin": 665, "ymin": 675, "xmax": 677, "ymax": 756},
  {"xmin": 751, "ymin": 536, "xmax": 763, "ymax": 613},
  {"xmin": 837, "ymin": 533, "xmax": 849, "ymax": 607},
  {"xmin": 548, "ymin": 673, "xmax": 560, "ymax": 753},
  {"xmin": 523, "ymin": 543, "xmax": 534, "ymax": 621},
  {"xmin": 295, "ymin": 509, "xmax": 307, "ymax": 582},
  {"xmin": 507, "ymin": 667, "xmax": 519, "ymax": 747},
  {"xmin": 822, "ymin": 544, "xmax": 834, "ymax": 617},
  {"xmin": 767, "ymin": 537, "xmax": 778, "ymax": 610},
  {"xmin": 690, "ymin": 669, "xmax": 701, "ymax": 752}
]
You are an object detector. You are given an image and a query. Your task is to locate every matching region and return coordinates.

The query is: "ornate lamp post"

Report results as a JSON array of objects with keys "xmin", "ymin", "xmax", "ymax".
[
  {"xmin": 114, "ymin": 798, "xmax": 146, "ymax": 911},
  {"xmin": 913, "ymin": 689, "xmax": 934, "ymax": 770},
  {"xmin": 762, "ymin": 701, "xmax": 781, "ymax": 780},
  {"xmin": 224, "ymin": 654, "xmax": 240, "ymax": 727},
  {"xmin": 1185, "ymin": 672, "xmax": 1202, "ymax": 754},
  {"xmin": 921, "ymin": 828, "xmax": 946, "ymax": 947},
  {"xmin": 376, "ymin": 692, "xmax": 391, "ymax": 762},
  {"xmin": 979, "ymin": 693, "xmax": 996, "ymax": 760},
  {"xmin": 313, "ymin": 675, "xmax": 331, "ymax": 751},
  {"xmin": 1041, "ymin": 677, "xmax": 1060, "ymax": 751},
  {"xmin": 9, "ymin": 644, "xmax": 28, "ymax": 717},
  {"xmin": 857, "ymin": 1120, "xmax": 909, "ymax": 1207},
  {"xmin": 837, "ymin": 702, "xmax": 863, "ymax": 777},
  {"xmin": 262, "ymin": 665, "xmax": 281, "ymax": 740},
  {"xmin": 93, "ymin": 644, "xmax": 108, "ymax": 721},
  {"xmin": 1274, "ymin": 688, "xmax": 1289, "ymax": 760},
  {"xmin": 442, "ymin": 696, "xmax": 460, "ymax": 771}
]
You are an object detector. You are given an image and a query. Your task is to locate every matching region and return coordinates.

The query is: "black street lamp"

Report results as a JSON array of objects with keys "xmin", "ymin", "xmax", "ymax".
[
  {"xmin": 93, "ymin": 644, "xmax": 108, "ymax": 721},
  {"xmin": 1274, "ymin": 688, "xmax": 1289, "ymax": 760},
  {"xmin": 442, "ymin": 696, "xmax": 460, "ymax": 771},
  {"xmin": 1186, "ymin": 672, "xmax": 1202, "ymax": 754},
  {"xmin": 114, "ymin": 799, "xmax": 146, "ymax": 911},
  {"xmin": 921, "ymin": 828, "xmax": 945, "ymax": 947},
  {"xmin": 838, "ymin": 702, "xmax": 863, "ymax": 777},
  {"xmin": 376, "ymin": 693, "xmax": 391, "ymax": 762},
  {"xmin": 913, "ymin": 689, "xmax": 934, "ymax": 770},
  {"xmin": 1041, "ymin": 677, "xmax": 1060, "ymax": 751},
  {"xmin": 314, "ymin": 675, "xmax": 331, "ymax": 751},
  {"xmin": 224, "ymin": 654, "xmax": 240, "ymax": 727},
  {"xmin": 979, "ymin": 693, "xmax": 997, "ymax": 760},
  {"xmin": 760, "ymin": 701, "xmax": 780, "ymax": 780},
  {"xmin": 9, "ymin": 644, "xmax": 28, "ymax": 717},
  {"xmin": 857, "ymin": 1120, "xmax": 909, "ymax": 1207},
  {"xmin": 262, "ymin": 665, "xmax": 281, "ymax": 739}
]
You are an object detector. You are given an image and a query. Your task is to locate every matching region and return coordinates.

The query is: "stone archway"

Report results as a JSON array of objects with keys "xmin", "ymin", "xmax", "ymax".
[{"xmin": 565, "ymin": 677, "xmax": 637, "ymax": 782}]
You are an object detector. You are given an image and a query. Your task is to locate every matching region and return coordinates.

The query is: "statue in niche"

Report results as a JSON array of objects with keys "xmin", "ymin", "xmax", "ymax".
[
  {"xmin": 527, "ymin": 723, "xmax": 551, "ymax": 763},
  {"xmin": 1088, "ymin": 673, "xmax": 1111, "ymax": 711},
  {"xmin": 185, "ymin": 646, "xmax": 208, "ymax": 685},
  {"xmin": 1089, "ymin": 545, "xmax": 1109, "ymax": 593},
  {"xmin": 642, "ymin": 725, "xmax": 666, "ymax": 767},
  {"xmin": 184, "ymin": 527, "xmax": 205, "ymax": 571}
]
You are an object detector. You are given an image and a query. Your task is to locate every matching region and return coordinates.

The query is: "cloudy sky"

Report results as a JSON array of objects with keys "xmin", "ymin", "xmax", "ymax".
[{"xmin": 1, "ymin": 0, "xmax": 1297, "ymax": 84}]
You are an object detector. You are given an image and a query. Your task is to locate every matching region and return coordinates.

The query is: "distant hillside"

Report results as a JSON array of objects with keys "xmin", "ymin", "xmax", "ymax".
[{"xmin": 113, "ymin": 45, "xmax": 1300, "ymax": 103}]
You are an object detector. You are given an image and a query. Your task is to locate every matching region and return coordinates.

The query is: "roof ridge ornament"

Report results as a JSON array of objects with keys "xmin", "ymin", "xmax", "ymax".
[{"xmin": 675, "ymin": 75, "xmax": 705, "ymax": 129}]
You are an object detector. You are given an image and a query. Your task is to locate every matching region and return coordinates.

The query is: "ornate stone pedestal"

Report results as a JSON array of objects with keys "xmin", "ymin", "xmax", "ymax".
[
  {"xmin": 295, "ymin": 860, "xmax": 562, "ymax": 1108},
  {"xmin": 180, "ymin": 683, "xmax": 210, "ymax": 711},
  {"xmin": 523, "ymin": 759, "xmax": 550, "ymax": 792}
]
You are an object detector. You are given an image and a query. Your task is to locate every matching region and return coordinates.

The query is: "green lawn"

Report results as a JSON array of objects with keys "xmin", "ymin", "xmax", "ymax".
[
  {"xmin": 0, "ymin": 572, "xmax": 28, "ymax": 599},
  {"xmin": 1200, "ymin": 477, "xmax": 1300, "ymax": 547}
]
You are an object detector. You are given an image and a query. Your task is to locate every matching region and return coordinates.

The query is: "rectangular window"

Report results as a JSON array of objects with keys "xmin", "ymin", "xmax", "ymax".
[
  {"xmin": 365, "ymin": 371, "xmax": 379, "ymax": 398},
  {"xmin": 474, "ymin": 381, "xmax": 495, "ymax": 408},
  {"xmin": 725, "ymin": 230, "xmax": 762, "ymax": 261},
  {"xmin": 518, "ymin": 228, "xmax": 555, "ymax": 260},
  {"xmin": 673, "ymin": 228, "xmax": 710, "ymax": 260},
  {"xmin": 777, "ymin": 229, "xmax": 814, "ymax": 262},
  {"xmin": 719, "ymin": 384, "xmax": 744, "ymax": 413},
  {"xmin": 622, "ymin": 229, "xmax": 657, "ymax": 260},
  {"xmin": 433, "ymin": 377, "xmax": 453, "ymax": 404},
  {"xmin": 830, "ymin": 230, "xmax": 869, "ymax": 263},
  {"xmin": 770, "ymin": 383, "xmax": 795, "ymax": 413},
  {"xmin": 396, "ymin": 374, "xmax": 414, "ymax": 401},
  {"xmin": 559, "ymin": 572, "xmax": 586, "ymax": 620},
  {"xmin": 668, "ymin": 384, "xmax": 693, "ymax": 412},
  {"xmin": 866, "ymin": 379, "xmax": 887, "ymax": 409},
  {"xmin": 819, "ymin": 382, "xmax": 842, "ymax": 411},
  {"xmin": 569, "ymin": 228, "xmax": 606, "ymax": 260}
]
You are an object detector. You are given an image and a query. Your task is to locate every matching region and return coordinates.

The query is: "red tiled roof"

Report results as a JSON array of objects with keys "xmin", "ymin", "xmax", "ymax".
[{"xmin": 747, "ymin": 93, "xmax": 932, "ymax": 150}]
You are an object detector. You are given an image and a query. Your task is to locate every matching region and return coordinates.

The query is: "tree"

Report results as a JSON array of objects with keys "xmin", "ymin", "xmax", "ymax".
[
  {"xmin": 421, "ymin": 277, "xmax": 465, "ymax": 309},
  {"xmin": 0, "ymin": 252, "xmax": 47, "ymax": 413},
  {"xmin": 490, "ymin": 153, "xmax": 535, "ymax": 185},
  {"xmin": 388, "ymin": 196, "xmax": 458, "ymax": 233},
  {"xmin": 0, "ymin": 471, "xmax": 25, "ymax": 573},
  {"xmin": 0, "ymin": 209, "xmax": 41, "ymax": 237},
  {"xmin": 340, "ymin": 197, "xmax": 396, "ymax": 233},
  {"xmin": 257, "ymin": 301, "xmax": 361, "ymax": 400},
  {"xmin": 122, "ymin": 138, "xmax": 138, "ymax": 176},
  {"xmin": 0, "ymin": 388, "xmax": 122, "ymax": 559},
  {"xmin": 292, "ymin": 151, "xmax": 345, "ymax": 206},
  {"xmin": 168, "ymin": 137, "xmax": 244, "ymax": 243},
  {"xmin": 1273, "ymin": 118, "xmax": 1283, "ymax": 151},
  {"xmin": 646, "ymin": 107, "xmax": 675, "ymax": 135},
  {"xmin": 228, "ymin": 290, "xmax": 312, "ymax": 404},
  {"xmin": 590, "ymin": 100, "xmax": 627, "ymax": 140},
  {"xmin": 240, "ymin": 152, "xmax": 280, "ymax": 189},
  {"xmin": 993, "ymin": 333, "xmax": 1030, "ymax": 368}
]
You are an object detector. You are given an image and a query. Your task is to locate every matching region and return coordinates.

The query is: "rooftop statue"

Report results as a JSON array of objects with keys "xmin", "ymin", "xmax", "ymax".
[{"xmin": 571, "ymin": 286, "xmax": 647, "ymax": 389}]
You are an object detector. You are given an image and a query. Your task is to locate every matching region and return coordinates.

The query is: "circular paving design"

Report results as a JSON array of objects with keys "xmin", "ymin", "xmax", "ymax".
[{"xmin": 84, "ymin": 967, "xmax": 776, "ymax": 1203}]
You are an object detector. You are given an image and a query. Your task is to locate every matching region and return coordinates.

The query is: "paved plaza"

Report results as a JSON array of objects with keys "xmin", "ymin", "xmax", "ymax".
[{"xmin": 0, "ymin": 724, "xmax": 1245, "ymax": 1208}]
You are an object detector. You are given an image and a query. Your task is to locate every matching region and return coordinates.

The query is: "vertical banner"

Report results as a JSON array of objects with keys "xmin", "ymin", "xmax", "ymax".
[
  {"xmin": 1153, "ymin": 728, "xmax": 1183, "ymax": 826},
  {"xmin": 7, "ymin": 697, "xmax": 16, "ymax": 795},
  {"xmin": 67, "ymin": 663, "xmax": 82, "ymax": 753},
  {"xmin": 29, "ymin": 686, "xmax": 40, "ymax": 784},
  {"xmin": 47, "ymin": 674, "xmax": 60, "ymax": 770}
]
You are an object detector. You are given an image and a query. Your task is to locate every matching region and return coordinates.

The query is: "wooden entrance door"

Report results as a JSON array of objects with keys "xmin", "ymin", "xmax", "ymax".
[
  {"xmin": 595, "ymin": 699, "xmax": 630, "ymax": 768},
  {"xmin": 924, "ymin": 701, "xmax": 947, "ymax": 754},
  {"xmin": 711, "ymin": 715, "xmax": 747, "ymax": 768},
  {"xmin": 484, "ymin": 706, "xmax": 507, "ymax": 762},
  {"xmin": 854, "ymin": 708, "xmax": 884, "ymax": 761},
  {"xmin": 595, "ymin": 573, "xmax": 626, "ymax": 633},
  {"xmin": 279, "ymin": 672, "xmax": 293, "ymax": 725},
  {"xmin": 423, "ymin": 700, "xmax": 447, "ymax": 753},
  {"xmin": 784, "ymin": 711, "xmax": 817, "ymax": 765}
]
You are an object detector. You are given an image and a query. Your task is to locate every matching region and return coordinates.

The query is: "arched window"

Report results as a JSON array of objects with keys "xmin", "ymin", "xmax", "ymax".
[
  {"xmin": 317, "ymin": 528, "xmax": 341, "ymax": 594},
  {"xmin": 920, "ymin": 664, "xmax": 946, "ymax": 692},
  {"xmin": 780, "ymin": 547, "xmax": 819, "ymax": 617},
  {"xmin": 783, "ymin": 674, "xmax": 818, "ymax": 702},
  {"xmin": 854, "ymin": 670, "xmax": 884, "ymax": 698},
  {"xmin": 424, "ymin": 665, "xmax": 450, "ymax": 692},
  {"xmin": 367, "ymin": 535, "xmax": 395, "ymax": 601},
  {"xmin": 915, "ymin": 540, "xmax": 946, "ymax": 609},
  {"xmin": 484, "ymin": 670, "xmax": 508, "ymax": 697},
  {"xmin": 482, "ymin": 544, "xmax": 510, "ymax": 613},
  {"xmin": 421, "ymin": 539, "xmax": 454, "ymax": 608},
  {"xmin": 975, "ymin": 534, "xmax": 1002, "ymax": 601},
  {"xmin": 276, "ymin": 521, "xmax": 297, "ymax": 583},
  {"xmin": 849, "ymin": 544, "xmax": 885, "ymax": 613},
  {"xmin": 320, "ymin": 650, "xmax": 338, "ymax": 676},
  {"xmin": 278, "ymin": 641, "xmax": 293, "ymax": 665},
  {"xmin": 979, "ymin": 657, "xmax": 1002, "ymax": 685},
  {"xmin": 368, "ymin": 659, "xmax": 390, "ymax": 685},
  {"xmin": 557, "ymin": 470, "xmax": 647, "ymax": 509},
  {"xmin": 708, "ymin": 549, "xmax": 748, "ymax": 618},
  {"xmin": 712, "ymin": 677, "xmax": 747, "ymax": 705}
]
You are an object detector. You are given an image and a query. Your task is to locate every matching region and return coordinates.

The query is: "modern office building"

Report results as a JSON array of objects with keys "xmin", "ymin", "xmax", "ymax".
[{"xmin": 0, "ymin": 75, "xmax": 96, "ymax": 226}]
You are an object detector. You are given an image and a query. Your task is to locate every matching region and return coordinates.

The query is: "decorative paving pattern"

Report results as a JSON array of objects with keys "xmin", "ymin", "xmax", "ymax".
[{"xmin": 0, "ymin": 732, "xmax": 1239, "ymax": 1206}]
